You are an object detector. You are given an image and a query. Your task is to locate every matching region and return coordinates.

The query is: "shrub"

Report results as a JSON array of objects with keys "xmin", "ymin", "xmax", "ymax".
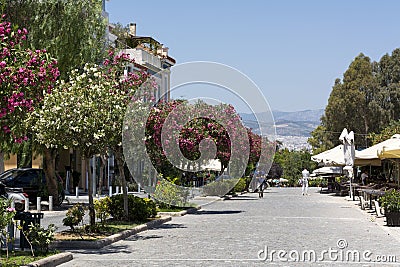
[
  {"xmin": 63, "ymin": 203, "xmax": 85, "ymax": 230},
  {"xmin": 380, "ymin": 190, "xmax": 400, "ymax": 213},
  {"xmin": 308, "ymin": 178, "xmax": 327, "ymax": 187},
  {"xmin": 24, "ymin": 223, "xmax": 57, "ymax": 253},
  {"xmin": 109, "ymin": 194, "xmax": 157, "ymax": 222},
  {"xmin": 233, "ymin": 178, "xmax": 247, "ymax": 193},
  {"xmin": 94, "ymin": 196, "xmax": 112, "ymax": 227},
  {"xmin": 153, "ymin": 179, "xmax": 189, "ymax": 208},
  {"xmin": 0, "ymin": 198, "xmax": 16, "ymax": 259},
  {"xmin": 203, "ymin": 179, "xmax": 238, "ymax": 196}
]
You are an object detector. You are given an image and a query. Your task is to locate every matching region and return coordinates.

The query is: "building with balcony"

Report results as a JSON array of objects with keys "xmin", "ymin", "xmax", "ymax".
[{"xmin": 109, "ymin": 22, "xmax": 176, "ymax": 102}]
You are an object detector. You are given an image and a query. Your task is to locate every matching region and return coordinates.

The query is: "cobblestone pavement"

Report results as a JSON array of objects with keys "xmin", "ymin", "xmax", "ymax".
[{"xmin": 59, "ymin": 187, "xmax": 400, "ymax": 267}]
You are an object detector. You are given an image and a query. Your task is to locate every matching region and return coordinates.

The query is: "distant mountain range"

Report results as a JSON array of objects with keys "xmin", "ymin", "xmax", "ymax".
[{"xmin": 240, "ymin": 109, "xmax": 324, "ymax": 138}]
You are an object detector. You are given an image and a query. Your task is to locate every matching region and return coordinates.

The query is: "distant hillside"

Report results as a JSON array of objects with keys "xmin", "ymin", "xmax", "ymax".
[
  {"xmin": 272, "ymin": 109, "xmax": 324, "ymax": 122},
  {"xmin": 240, "ymin": 109, "xmax": 324, "ymax": 137}
]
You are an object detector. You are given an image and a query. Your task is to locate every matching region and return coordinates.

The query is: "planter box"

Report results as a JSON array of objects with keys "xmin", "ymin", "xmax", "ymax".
[{"xmin": 385, "ymin": 211, "xmax": 400, "ymax": 226}]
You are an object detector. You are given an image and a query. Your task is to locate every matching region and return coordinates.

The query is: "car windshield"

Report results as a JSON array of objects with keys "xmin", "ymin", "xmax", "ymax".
[{"xmin": 0, "ymin": 169, "xmax": 25, "ymax": 183}]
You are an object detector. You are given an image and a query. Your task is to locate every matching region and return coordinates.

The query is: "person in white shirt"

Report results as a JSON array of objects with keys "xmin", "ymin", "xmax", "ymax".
[{"xmin": 301, "ymin": 169, "xmax": 310, "ymax": 196}]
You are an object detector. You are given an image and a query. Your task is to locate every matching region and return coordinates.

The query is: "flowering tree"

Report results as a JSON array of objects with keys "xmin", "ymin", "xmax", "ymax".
[
  {"xmin": 30, "ymin": 50, "xmax": 151, "ymax": 224},
  {"xmin": 144, "ymin": 100, "xmax": 265, "ymax": 179},
  {"xmin": 0, "ymin": 17, "xmax": 59, "ymax": 149},
  {"xmin": 2, "ymin": 0, "xmax": 107, "ymax": 79},
  {"xmin": 0, "ymin": 17, "xmax": 60, "ymax": 200}
]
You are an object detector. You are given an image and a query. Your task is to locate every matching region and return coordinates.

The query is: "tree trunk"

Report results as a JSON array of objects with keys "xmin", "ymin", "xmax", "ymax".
[
  {"xmin": 85, "ymin": 157, "xmax": 95, "ymax": 227},
  {"xmin": 114, "ymin": 148, "xmax": 128, "ymax": 220},
  {"xmin": 43, "ymin": 148, "xmax": 59, "ymax": 205}
]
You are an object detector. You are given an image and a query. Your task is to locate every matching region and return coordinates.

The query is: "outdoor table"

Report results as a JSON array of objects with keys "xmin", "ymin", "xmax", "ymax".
[{"xmin": 359, "ymin": 189, "xmax": 386, "ymax": 209}]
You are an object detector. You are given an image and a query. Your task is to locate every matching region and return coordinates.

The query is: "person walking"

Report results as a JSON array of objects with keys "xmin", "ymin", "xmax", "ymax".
[
  {"xmin": 258, "ymin": 176, "xmax": 265, "ymax": 198},
  {"xmin": 361, "ymin": 170, "xmax": 368, "ymax": 185},
  {"xmin": 301, "ymin": 169, "xmax": 310, "ymax": 196}
]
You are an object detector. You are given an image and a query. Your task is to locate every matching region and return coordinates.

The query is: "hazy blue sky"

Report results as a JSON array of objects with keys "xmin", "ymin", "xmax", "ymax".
[{"xmin": 105, "ymin": 0, "xmax": 400, "ymax": 112}]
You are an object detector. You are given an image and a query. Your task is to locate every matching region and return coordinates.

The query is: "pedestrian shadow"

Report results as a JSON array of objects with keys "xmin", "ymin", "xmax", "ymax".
[{"xmin": 192, "ymin": 210, "xmax": 243, "ymax": 215}]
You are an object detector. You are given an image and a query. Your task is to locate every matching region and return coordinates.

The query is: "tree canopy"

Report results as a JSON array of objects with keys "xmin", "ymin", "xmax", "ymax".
[
  {"xmin": 310, "ymin": 48, "xmax": 400, "ymax": 152},
  {"xmin": 1, "ymin": 0, "xmax": 107, "ymax": 78}
]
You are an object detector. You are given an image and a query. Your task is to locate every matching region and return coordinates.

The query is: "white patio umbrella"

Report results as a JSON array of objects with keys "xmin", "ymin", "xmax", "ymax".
[
  {"xmin": 312, "ymin": 166, "xmax": 343, "ymax": 175},
  {"xmin": 355, "ymin": 134, "xmax": 400, "ymax": 166},
  {"xmin": 311, "ymin": 145, "xmax": 346, "ymax": 166}
]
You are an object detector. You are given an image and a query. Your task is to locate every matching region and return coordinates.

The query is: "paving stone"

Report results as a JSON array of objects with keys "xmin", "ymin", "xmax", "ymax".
[{"xmin": 59, "ymin": 187, "xmax": 400, "ymax": 267}]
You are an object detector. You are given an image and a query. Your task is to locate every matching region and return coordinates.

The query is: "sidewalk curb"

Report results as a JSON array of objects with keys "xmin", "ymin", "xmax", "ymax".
[
  {"xmin": 157, "ymin": 196, "xmax": 224, "ymax": 217},
  {"xmin": 158, "ymin": 206, "xmax": 200, "ymax": 217},
  {"xmin": 49, "ymin": 216, "xmax": 172, "ymax": 250},
  {"xmin": 21, "ymin": 252, "xmax": 73, "ymax": 267}
]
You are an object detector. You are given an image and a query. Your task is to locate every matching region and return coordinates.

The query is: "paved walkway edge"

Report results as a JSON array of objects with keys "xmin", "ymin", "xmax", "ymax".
[
  {"xmin": 21, "ymin": 252, "xmax": 73, "ymax": 267},
  {"xmin": 50, "ymin": 216, "xmax": 172, "ymax": 250}
]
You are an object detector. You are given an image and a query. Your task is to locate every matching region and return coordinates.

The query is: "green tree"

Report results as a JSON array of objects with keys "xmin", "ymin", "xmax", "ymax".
[
  {"xmin": 274, "ymin": 149, "xmax": 316, "ymax": 186},
  {"xmin": 30, "ymin": 50, "xmax": 151, "ymax": 225},
  {"xmin": 1, "ymin": 0, "xmax": 107, "ymax": 79},
  {"xmin": 322, "ymin": 53, "xmax": 385, "ymax": 148},
  {"xmin": 369, "ymin": 120, "xmax": 400, "ymax": 145},
  {"xmin": 308, "ymin": 124, "xmax": 334, "ymax": 154}
]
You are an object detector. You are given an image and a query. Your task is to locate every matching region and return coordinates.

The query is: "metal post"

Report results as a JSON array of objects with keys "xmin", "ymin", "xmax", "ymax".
[
  {"xmin": 65, "ymin": 169, "xmax": 71, "ymax": 194},
  {"xmin": 109, "ymin": 186, "xmax": 112, "ymax": 197},
  {"xmin": 49, "ymin": 196, "xmax": 53, "ymax": 211},
  {"xmin": 107, "ymin": 155, "xmax": 111, "ymax": 190},
  {"xmin": 138, "ymin": 183, "xmax": 141, "ymax": 193},
  {"xmin": 76, "ymin": 186, "xmax": 79, "ymax": 198},
  {"xmin": 92, "ymin": 155, "xmax": 97, "ymax": 197},
  {"xmin": 116, "ymin": 186, "xmax": 119, "ymax": 194},
  {"xmin": 37, "ymin": 197, "xmax": 41, "ymax": 212},
  {"xmin": 24, "ymin": 198, "xmax": 29, "ymax": 211}
]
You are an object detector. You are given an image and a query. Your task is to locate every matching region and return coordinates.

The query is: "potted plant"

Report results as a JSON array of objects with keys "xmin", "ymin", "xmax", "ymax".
[{"xmin": 380, "ymin": 190, "xmax": 400, "ymax": 226}]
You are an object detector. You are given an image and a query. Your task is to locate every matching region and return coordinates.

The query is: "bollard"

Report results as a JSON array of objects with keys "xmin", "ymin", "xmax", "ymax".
[
  {"xmin": 76, "ymin": 186, "xmax": 79, "ymax": 198},
  {"xmin": 37, "ymin": 197, "xmax": 41, "ymax": 212},
  {"xmin": 109, "ymin": 186, "xmax": 112, "ymax": 197},
  {"xmin": 96, "ymin": 193, "xmax": 99, "ymax": 198},
  {"xmin": 116, "ymin": 186, "xmax": 119, "ymax": 194},
  {"xmin": 49, "ymin": 196, "xmax": 53, "ymax": 211},
  {"xmin": 138, "ymin": 184, "xmax": 141, "ymax": 193},
  {"xmin": 24, "ymin": 198, "xmax": 29, "ymax": 211},
  {"xmin": 126, "ymin": 186, "xmax": 129, "ymax": 193}
]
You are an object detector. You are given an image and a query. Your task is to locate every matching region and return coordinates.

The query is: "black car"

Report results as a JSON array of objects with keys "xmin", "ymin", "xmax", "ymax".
[{"xmin": 0, "ymin": 168, "xmax": 65, "ymax": 205}]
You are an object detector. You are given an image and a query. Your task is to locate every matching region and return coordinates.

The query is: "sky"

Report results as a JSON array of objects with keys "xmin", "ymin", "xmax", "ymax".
[{"xmin": 105, "ymin": 0, "xmax": 400, "ymax": 113}]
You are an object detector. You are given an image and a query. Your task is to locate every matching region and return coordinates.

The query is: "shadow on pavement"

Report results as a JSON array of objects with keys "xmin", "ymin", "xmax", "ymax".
[
  {"xmin": 227, "ymin": 196, "xmax": 259, "ymax": 201},
  {"xmin": 155, "ymin": 223, "xmax": 187, "ymax": 229},
  {"xmin": 193, "ymin": 210, "xmax": 243, "ymax": 215},
  {"xmin": 126, "ymin": 234, "xmax": 163, "ymax": 241},
  {"xmin": 69, "ymin": 244, "xmax": 132, "ymax": 254}
]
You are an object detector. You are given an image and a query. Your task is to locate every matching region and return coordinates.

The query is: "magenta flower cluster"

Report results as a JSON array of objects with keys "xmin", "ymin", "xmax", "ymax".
[{"xmin": 0, "ymin": 16, "xmax": 60, "ymax": 143}]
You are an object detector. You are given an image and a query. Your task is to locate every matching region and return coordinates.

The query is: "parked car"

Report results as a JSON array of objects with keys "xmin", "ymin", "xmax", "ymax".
[
  {"xmin": 0, "ymin": 183, "xmax": 28, "ymax": 211},
  {"xmin": 0, "ymin": 168, "xmax": 65, "ymax": 205}
]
